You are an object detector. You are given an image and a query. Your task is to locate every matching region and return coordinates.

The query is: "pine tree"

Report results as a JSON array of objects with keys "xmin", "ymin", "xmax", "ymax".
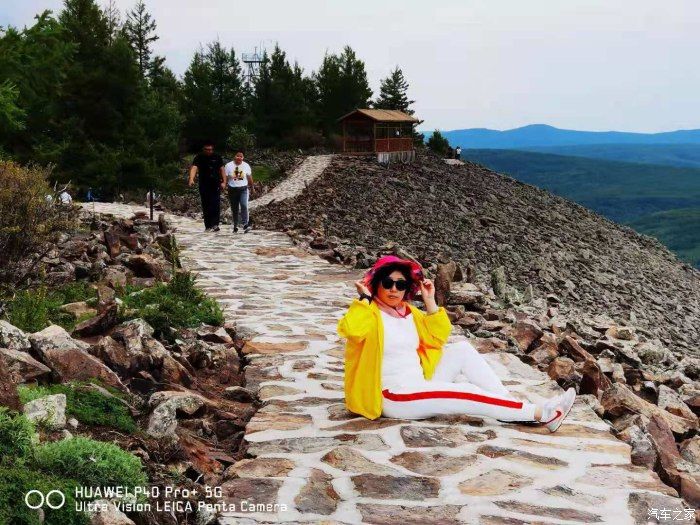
[
  {"xmin": 251, "ymin": 45, "xmax": 316, "ymax": 146},
  {"xmin": 427, "ymin": 130, "xmax": 450, "ymax": 156},
  {"xmin": 374, "ymin": 67, "xmax": 415, "ymax": 114},
  {"xmin": 123, "ymin": 0, "xmax": 158, "ymax": 77},
  {"xmin": 181, "ymin": 40, "xmax": 246, "ymax": 150},
  {"xmin": 315, "ymin": 45, "xmax": 372, "ymax": 136}
]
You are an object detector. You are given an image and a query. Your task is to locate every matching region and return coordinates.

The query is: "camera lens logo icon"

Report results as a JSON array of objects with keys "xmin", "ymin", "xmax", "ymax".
[{"xmin": 25, "ymin": 490, "xmax": 66, "ymax": 510}]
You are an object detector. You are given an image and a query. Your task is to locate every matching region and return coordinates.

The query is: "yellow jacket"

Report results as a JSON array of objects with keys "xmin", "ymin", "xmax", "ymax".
[{"xmin": 337, "ymin": 298, "xmax": 452, "ymax": 420}]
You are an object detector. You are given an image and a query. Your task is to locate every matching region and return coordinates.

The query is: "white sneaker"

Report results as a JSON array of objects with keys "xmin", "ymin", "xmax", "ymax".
[{"xmin": 541, "ymin": 387, "xmax": 576, "ymax": 433}]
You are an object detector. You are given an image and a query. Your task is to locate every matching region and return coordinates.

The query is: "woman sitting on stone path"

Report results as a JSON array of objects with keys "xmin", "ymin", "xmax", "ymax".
[{"xmin": 337, "ymin": 255, "xmax": 576, "ymax": 432}]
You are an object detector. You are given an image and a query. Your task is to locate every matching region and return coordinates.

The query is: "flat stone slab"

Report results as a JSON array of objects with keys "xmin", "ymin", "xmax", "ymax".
[{"xmin": 86, "ymin": 199, "xmax": 685, "ymax": 525}]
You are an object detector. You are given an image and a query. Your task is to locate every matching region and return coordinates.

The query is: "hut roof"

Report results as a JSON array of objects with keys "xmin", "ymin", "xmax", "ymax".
[{"xmin": 337, "ymin": 109, "xmax": 420, "ymax": 123}]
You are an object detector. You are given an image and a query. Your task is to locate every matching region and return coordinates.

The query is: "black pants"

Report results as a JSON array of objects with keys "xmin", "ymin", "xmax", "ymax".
[{"xmin": 199, "ymin": 184, "xmax": 221, "ymax": 229}]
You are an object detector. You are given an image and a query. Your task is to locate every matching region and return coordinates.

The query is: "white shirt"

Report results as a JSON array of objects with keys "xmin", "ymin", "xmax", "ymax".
[
  {"xmin": 225, "ymin": 161, "xmax": 251, "ymax": 188},
  {"xmin": 59, "ymin": 192, "xmax": 72, "ymax": 204},
  {"xmin": 380, "ymin": 310, "xmax": 425, "ymax": 389}
]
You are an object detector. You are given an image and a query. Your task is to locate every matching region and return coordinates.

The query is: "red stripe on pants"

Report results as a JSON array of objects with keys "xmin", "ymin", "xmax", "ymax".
[{"xmin": 382, "ymin": 388, "xmax": 524, "ymax": 409}]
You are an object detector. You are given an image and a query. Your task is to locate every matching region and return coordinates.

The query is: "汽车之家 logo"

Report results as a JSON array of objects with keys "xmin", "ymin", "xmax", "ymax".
[{"xmin": 25, "ymin": 489, "xmax": 66, "ymax": 510}]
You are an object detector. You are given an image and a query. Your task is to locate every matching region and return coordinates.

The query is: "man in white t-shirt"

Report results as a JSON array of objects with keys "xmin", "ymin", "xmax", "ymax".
[{"xmin": 224, "ymin": 151, "xmax": 254, "ymax": 233}]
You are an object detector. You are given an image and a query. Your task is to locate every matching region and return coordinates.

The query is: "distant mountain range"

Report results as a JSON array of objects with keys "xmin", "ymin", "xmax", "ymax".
[{"xmin": 437, "ymin": 124, "xmax": 700, "ymax": 149}]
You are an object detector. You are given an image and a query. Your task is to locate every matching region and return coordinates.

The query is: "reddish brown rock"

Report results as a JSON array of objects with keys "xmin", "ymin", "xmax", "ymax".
[
  {"xmin": 389, "ymin": 451, "xmax": 476, "ymax": 476},
  {"xmin": 294, "ymin": 468, "xmax": 340, "ymax": 515},
  {"xmin": 351, "ymin": 473, "xmax": 440, "ymax": 499},
  {"xmin": 509, "ymin": 321, "xmax": 543, "ymax": 351},
  {"xmin": 683, "ymin": 396, "xmax": 700, "ymax": 415},
  {"xmin": 470, "ymin": 337, "xmax": 507, "ymax": 353},
  {"xmin": 601, "ymin": 383, "xmax": 696, "ymax": 435},
  {"xmin": 434, "ymin": 261, "xmax": 457, "ymax": 306},
  {"xmin": 220, "ymin": 478, "xmax": 282, "ymax": 507},
  {"xmin": 646, "ymin": 414, "xmax": 700, "ymax": 508},
  {"xmin": 72, "ymin": 302, "xmax": 118, "ymax": 337},
  {"xmin": 0, "ymin": 365, "xmax": 20, "ymax": 410},
  {"xmin": 547, "ymin": 357, "xmax": 579, "ymax": 389},
  {"xmin": 223, "ymin": 458, "xmax": 295, "ymax": 479},
  {"xmin": 41, "ymin": 346, "xmax": 125, "ymax": 391},
  {"xmin": 103, "ymin": 229, "xmax": 121, "ymax": 258},
  {"xmin": 126, "ymin": 254, "xmax": 164, "ymax": 279},
  {"xmin": 579, "ymin": 359, "xmax": 613, "ymax": 398},
  {"xmin": 0, "ymin": 348, "xmax": 51, "ymax": 382},
  {"xmin": 657, "ymin": 385, "xmax": 698, "ymax": 422},
  {"xmin": 559, "ymin": 335, "xmax": 595, "ymax": 363},
  {"xmin": 528, "ymin": 332, "xmax": 560, "ymax": 366}
]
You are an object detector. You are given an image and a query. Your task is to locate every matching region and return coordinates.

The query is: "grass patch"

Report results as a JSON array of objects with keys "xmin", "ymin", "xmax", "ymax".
[
  {"xmin": 253, "ymin": 164, "xmax": 283, "ymax": 184},
  {"xmin": 0, "ymin": 467, "xmax": 88, "ymax": 525},
  {"xmin": 119, "ymin": 271, "xmax": 223, "ymax": 340},
  {"xmin": 35, "ymin": 437, "xmax": 147, "ymax": 489},
  {"xmin": 0, "ymin": 408, "xmax": 35, "ymax": 465},
  {"xmin": 18, "ymin": 383, "xmax": 136, "ymax": 433},
  {"xmin": 3, "ymin": 281, "xmax": 96, "ymax": 333}
]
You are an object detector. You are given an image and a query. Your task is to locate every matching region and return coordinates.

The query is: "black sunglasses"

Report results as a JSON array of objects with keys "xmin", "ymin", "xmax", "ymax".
[{"xmin": 380, "ymin": 277, "xmax": 409, "ymax": 291}]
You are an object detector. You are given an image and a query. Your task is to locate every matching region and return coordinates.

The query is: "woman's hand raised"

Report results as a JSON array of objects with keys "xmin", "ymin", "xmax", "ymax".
[
  {"xmin": 420, "ymin": 279, "xmax": 439, "ymax": 314},
  {"xmin": 355, "ymin": 279, "xmax": 371, "ymax": 297},
  {"xmin": 419, "ymin": 279, "xmax": 436, "ymax": 300}
]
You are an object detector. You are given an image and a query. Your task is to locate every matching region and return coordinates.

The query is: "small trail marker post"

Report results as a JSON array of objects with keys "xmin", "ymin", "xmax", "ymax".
[{"xmin": 149, "ymin": 188, "xmax": 154, "ymax": 220}]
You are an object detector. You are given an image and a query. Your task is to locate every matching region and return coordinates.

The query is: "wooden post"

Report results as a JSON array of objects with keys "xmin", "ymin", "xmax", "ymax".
[{"xmin": 149, "ymin": 188, "xmax": 154, "ymax": 220}]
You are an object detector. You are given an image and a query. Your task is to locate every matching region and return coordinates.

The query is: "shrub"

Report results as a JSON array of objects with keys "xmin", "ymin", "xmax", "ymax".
[
  {"xmin": 0, "ymin": 161, "xmax": 74, "ymax": 290},
  {"xmin": 120, "ymin": 271, "xmax": 223, "ymax": 340},
  {"xmin": 0, "ymin": 408, "xmax": 35, "ymax": 465},
  {"xmin": 227, "ymin": 125, "xmax": 256, "ymax": 152},
  {"xmin": 426, "ymin": 130, "xmax": 450, "ymax": 156},
  {"xmin": 18, "ymin": 383, "xmax": 136, "ymax": 433},
  {"xmin": 0, "ymin": 467, "xmax": 88, "ymax": 525},
  {"xmin": 34, "ymin": 437, "xmax": 147, "ymax": 489},
  {"xmin": 3, "ymin": 281, "xmax": 96, "ymax": 333}
]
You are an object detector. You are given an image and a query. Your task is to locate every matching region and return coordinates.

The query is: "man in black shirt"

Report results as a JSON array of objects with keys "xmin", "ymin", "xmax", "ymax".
[{"xmin": 188, "ymin": 140, "xmax": 226, "ymax": 231}]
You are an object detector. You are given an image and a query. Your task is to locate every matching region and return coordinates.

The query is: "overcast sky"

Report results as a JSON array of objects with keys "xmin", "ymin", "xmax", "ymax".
[{"xmin": 3, "ymin": 0, "xmax": 700, "ymax": 133}]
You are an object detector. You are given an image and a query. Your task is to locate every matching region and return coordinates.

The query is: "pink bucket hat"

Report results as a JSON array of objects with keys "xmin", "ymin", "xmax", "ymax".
[{"xmin": 363, "ymin": 255, "xmax": 424, "ymax": 300}]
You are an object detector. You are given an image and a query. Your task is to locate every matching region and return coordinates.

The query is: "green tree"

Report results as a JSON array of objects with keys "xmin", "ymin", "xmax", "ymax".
[
  {"xmin": 427, "ymin": 130, "xmax": 449, "ymax": 156},
  {"xmin": 251, "ymin": 45, "xmax": 316, "ymax": 147},
  {"xmin": 0, "ymin": 82, "xmax": 26, "ymax": 149},
  {"xmin": 123, "ymin": 0, "xmax": 158, "ymax": 76},
  {"xmin": 315, "ymin": 45, "xmax": 372, "ymax": 136},
  {"xmin": 0, "ymin": 11, "xmax": 73, "ymax": 158},
  {"xmin": 374, "ymin": 67, "xmax": 415, "ymax": 114},
  {"xmin": 182, "ymin": 40, "xmax": 246, "ymax": 150}
]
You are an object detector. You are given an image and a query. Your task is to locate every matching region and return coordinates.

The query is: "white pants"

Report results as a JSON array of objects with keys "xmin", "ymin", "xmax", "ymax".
[{"xmin": 381, "ymin": 340, "xmax": 538, "ymax": 422}]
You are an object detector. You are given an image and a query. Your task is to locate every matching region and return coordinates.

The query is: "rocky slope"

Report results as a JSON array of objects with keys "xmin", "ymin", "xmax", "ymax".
[
  {"xmin": 253, "ymin": 152, "xmax": 699, "ymax": 355},
  {"xmin": 0, "ymin": 209, "xmax": 256, "ymax": 525}
]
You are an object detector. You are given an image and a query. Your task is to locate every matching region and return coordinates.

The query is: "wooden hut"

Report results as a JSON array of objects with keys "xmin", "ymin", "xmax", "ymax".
[{"xmin": 337, "ymin": 109, "xmax": 419, "ymax": 162}]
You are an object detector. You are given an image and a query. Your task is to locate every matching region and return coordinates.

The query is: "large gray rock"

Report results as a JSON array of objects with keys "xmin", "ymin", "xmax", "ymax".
[
  {"xmin": 30, "ymin": 325, "xmax": 91, "ymax": 353},
  {"xmin": 88, "ymin": 499, "xmax": 135, "ymax": 525},
  {"xmin": 146, "ymin": 390, "xmax": 206, "ymax": 438},
  {"xmin": 0, "ymin": 320, "xmax": 31, "ymax": 351},
  {"xmin": 24, "ymin": 394, "xmax": 66, "ymax": 430}
]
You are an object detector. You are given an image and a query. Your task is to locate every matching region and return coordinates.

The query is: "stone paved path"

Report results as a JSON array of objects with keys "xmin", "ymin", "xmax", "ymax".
[
  {"xmin": 85, "ymin": 202, "xmax": 687, "ymax": 525},
  {"xmin": 249, "ymin": 155, "xmax": 334, "ymax": 210}
]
